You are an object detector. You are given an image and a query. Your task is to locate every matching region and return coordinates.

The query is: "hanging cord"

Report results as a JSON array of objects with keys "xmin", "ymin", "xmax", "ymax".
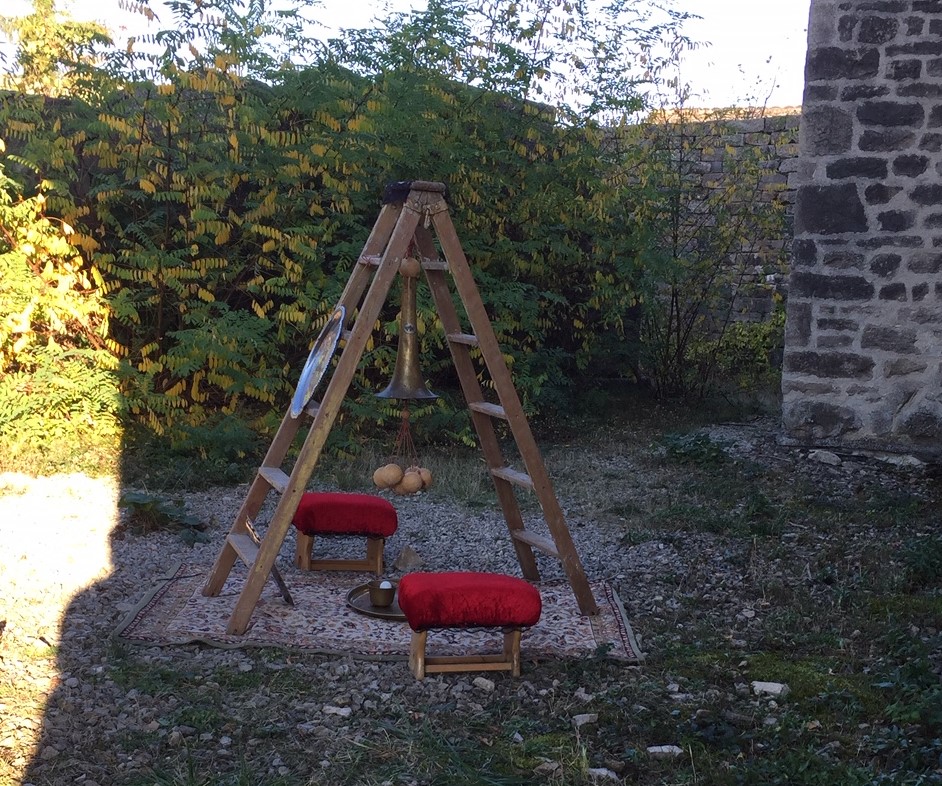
[{"xmin": 391, "ymin": 407, "xmax": 420, "ymax": 468}]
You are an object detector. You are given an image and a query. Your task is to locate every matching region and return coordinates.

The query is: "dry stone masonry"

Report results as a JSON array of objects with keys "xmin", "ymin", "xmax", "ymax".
[{"xmin": 783, "ymin": 0, "xmax": 942, "ymax": 458}]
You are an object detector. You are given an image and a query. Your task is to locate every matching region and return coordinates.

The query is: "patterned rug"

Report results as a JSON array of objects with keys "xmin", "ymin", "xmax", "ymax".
[{"xmin": 116, "ymin": 563, "xmax": 644, "ymax": 662}]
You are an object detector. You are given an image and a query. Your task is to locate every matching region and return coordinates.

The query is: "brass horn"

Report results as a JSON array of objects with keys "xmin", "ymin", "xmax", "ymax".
[{"xmin": 376, "ymin": 261, "xmax": 438, "ymax": 400}]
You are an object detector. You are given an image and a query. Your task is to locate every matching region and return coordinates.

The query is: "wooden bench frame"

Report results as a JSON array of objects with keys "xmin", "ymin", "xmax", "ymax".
[
  {"xmin": 294, "ymin": 533, "xmax": 385, "ymax": 575},
  {"xmin": 408, "ymin": 628, "xmax": 523, "ymax": 679}
]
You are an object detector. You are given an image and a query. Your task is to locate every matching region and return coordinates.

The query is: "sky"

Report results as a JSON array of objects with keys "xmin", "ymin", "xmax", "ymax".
[{"xmin": 3, "ymin": 0, "xmax": 811, "ymax": 109}]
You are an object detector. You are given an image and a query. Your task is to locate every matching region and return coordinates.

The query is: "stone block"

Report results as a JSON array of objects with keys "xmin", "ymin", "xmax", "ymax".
[
  {"xmin": 856, "ymin": 235, "xmax": 924, "ymax": 249},
  {"xmin": 792, "ymin": 239, "xmax": 818, "ymax": 267},
  {"xmin": 805, "ymin": 84, "xmax": 839, "ymax": 102},
  {"xmin": 900, "ymin": 409, "xmax": 942, "ymax": 441},
  {"xmin": 858, "ymin": 15, "xmax": 900, "ymax": 43},
  {"xmin": 784, "ymin": 351, "xmax": 875, "ymax": 379},
  {"xmin": 857, "ymin": 101, "xmax": 925, "ymax": 127},
  {"xmin": 931, "ymin": 106, "xmax": 942, "ymax": 128},
  {"xmin": 818, "ymin": 318, "xmax": 859, "ymax": 331},
  {"xmin": 879, "ymin": 282, "xmax": 908, "ymax": 301},
  {"xmin": 801, "ymin": 107, "xmax": 852, "ymax": 157},
  {"xmin": 887, "ymin": 59, "xmax": 922, "ymax": 80},
  {"xmin": 859, "ymin": 129, "xmax": 917, "ymax": 151},
  {"xmin": 914, "ymin": 0, "xmax": 942, "ymax": 12},
  {"xmin": 929, "ymin": 58, "xmax": 942, "ymax": 77},
  {"xmin": 907, "ymin": 15, "xmax": 926, "ymax": 35},
  {"xmin": 899, "ymin": 83, "xmax": 942, "ymax": 98},
  {"xmin": 782, "ymin": 400, "xmax": 863, "ymax": 440},
  {"xmin": 886, "ymin": 41, "xmax": 942, "ymax": 56},
  {"xmin": 870, "ymin": 253, "xmax": 902, "ymax": 277},
  {"xmin": 919, "ymin": 133, "xmax": 942, "ymax": 151},
  {"xmin": 886, "ymin": 357, "xmax": 928, "ymax": 376},
  {"xmin": 823, "ymin": 251, "xmax": 865, "ymax": 269},
  {"xmin": 878, "ymin": 210, "xmax": 916, "ymax": 231},
  {"xmin": 841, "ymin": 84, "xmax": 891, "ymax": 101},
  {"xmin": 911, "ymin": 184, "xmax": 942, "ymax": 205},
  {"xmin": 838, "ymin": 15, "xmax": 858, "ymax": 42},
  {"xmin": 806, "ymin": 47, "xmax": 880, "ymax": 81},
  {"xmin": 796, "ymin": 184, "xmax": 868, "ymax": 234},
  {"xmin": 785, "ymin": 302, "xmax": 812, "ymax": 347},
  {"xmin": 893, "ymin": 154, "xmax": 930, "ymax": 177},
  {"xmin": 861, "ymin": 324, "xmax": 918, "ymax": 353},
  {"xmin": 913, "ymin": 282, "xmax": 930, "ymax": 301},
  {"xmin": 791, "ymin": 272, "xmax": 874, "ymax": 300},
  {"xmin": 826, "ymin": 157, "xmax": 889, "ymax": 179},
  {"xmin": 908, "ymin": 251, "xmax": 942, "ymax": 273},
  {"xmin": 865, "ymin": 183, "xmax": 903, "ymax": 204},
  {"xmin": 924, "ymin": 213, "xmax": 942, "ymax": 228}
]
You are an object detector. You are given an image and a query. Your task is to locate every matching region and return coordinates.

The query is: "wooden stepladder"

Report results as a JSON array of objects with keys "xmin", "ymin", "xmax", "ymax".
[{"xmin": 203, "ymin": 180, "xmax": 599, "ymax": 635}]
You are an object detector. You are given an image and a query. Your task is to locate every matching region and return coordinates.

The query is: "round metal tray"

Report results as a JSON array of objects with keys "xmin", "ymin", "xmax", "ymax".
[{"xmin": 346, "ymin": 582, "xmax": 406, "ymax": 622}]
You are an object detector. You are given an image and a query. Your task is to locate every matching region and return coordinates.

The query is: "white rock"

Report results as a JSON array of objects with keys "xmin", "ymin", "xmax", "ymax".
[
  {"xmin": 572, "ymin": 713, "xmax": 598, "ymax": 728},
  {"xmin": 808, "ymin": 449, "xmax": 841, "ymax": 466},
  {"xmin": 473, "ymin": 676, "xmax": 495, "ymax": 692},
  {"xmin": 323, "ymin": 705, "xmax": 352, "ymax": 717},
  {"xmin": 587, "ymin": 767, "xmax": 620, "ymax": 781},
  {"xmin": 512, "ymin": 732, "xmax": 524, "ymax": 744},
  {"xmin": 647, "ymin": 745, "xmax": 684, "ymax": 759},
  {"xmin": 752, "ymin": 681, "xmax": 790, "ymax": 698}
]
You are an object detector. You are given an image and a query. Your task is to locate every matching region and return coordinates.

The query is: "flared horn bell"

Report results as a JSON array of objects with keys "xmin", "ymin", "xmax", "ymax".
[{"xmin": 376, "ymin": 273, "xmax": 438, "ymax": 400}]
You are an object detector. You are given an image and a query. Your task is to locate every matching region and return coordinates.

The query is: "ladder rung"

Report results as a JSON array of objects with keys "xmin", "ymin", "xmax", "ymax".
[
  {"xmin": 227, "ymin": 533, "xmax": 260, "ymax": 564},
  {"xmin": 469, "ymin": 401, "xmax": 507, "ymax": 419},
  {"xmin": 304, "ymin": 400, "xmax": 320, "ymax": 418},
  {"xmin": 511, "ymin": 530, "xmax": 560, "ymax": 559},
  {"xmin": 447, "ymin": 332, "xmax": 479, "ymax": 346},
  {"xmin": 359, "ymin": 254, "xmax": 382, "ymax": 266},
  {"xmin": 258, "ymin": 466, "xmax": 289, "ymax": 493},
  {"xmin": 490, "ymin": 466, "xmax": 534, "ymax": 489},
  {"xmin": 422, "ymin": 258, "xmax": 448, "ymax": 271}
]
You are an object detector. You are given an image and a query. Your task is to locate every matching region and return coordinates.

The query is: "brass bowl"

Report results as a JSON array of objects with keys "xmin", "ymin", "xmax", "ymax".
[{"xmin": 367, "ymin": 579, "xmax": 396, "ymax": 608}]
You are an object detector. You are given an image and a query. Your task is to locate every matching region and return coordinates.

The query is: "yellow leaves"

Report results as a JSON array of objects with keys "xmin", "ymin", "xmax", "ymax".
[{"xmin": 139, "ymin": 179, "xmax": 156, "ymax": 195}]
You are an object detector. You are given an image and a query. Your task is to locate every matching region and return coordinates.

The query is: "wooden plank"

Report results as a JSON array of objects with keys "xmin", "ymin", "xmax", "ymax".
[
  {"xmin": 258, "ymin": 467, "xmax": 289, "ymax": 494},
  {"xmin": 491, "ymin": 466, "xmax": 534, "ymax": 489},
  {"xmin": 227, "ymin": 532, "xmax": 260, "ymax": 564},
  {"xmin": 511, "ymin": 530, "xmax": 560, "ymax": 559},
  {"xmin": 446, "ymin": 332, "xmax": 479, "ymax": 346},
  {"xmin": 468, "ymin": 401, "xmax": 507, "ymax": 419}
]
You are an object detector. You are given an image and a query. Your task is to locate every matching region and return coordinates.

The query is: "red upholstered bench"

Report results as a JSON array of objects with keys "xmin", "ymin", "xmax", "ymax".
[
  {"xmin": 397, "ymin": 572, "xmax": 542, "ymax": 679},
  {"xmin": 292, "ymin": 492, "xmax": 398, "ymax": 575}
]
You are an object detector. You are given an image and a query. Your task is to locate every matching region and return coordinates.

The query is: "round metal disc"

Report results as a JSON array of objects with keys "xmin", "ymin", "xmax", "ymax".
[{"xmin": 289, "ymin": 306, "xmax": 345, "ymax": 418}]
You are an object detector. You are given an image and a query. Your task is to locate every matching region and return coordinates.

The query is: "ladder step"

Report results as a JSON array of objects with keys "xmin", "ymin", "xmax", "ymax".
[
  {"xmin": 511, "ymin": 530, "xmax": 560, "ymax": 559},
  {"xmin": 304, "ymin": 400, "xmax": 320, "ymax": 418},
  {"xmin": 422, "ymin": 258, "xmax": 448, "ymax": 271},
  {"xmin": 447, "ymin": 332, "xmax": 479, "ymax": 346},
  {"xmin": 359, "ymin": 254, "xmax": 382, "ymax": 266},
  {"xmin": 227, "ymin": 532, "xmax": 260, "ymax": 564},
  {"xmin": 490, "ymin": 466, "xmax": 534, "ymax": 489},
  {"xmin": 468, "ymin": 401, "xmax": 507, "ymax": 419},
  {"xmin": 258, "ymin": 466, "xmax": 289, "ymax": 493}
]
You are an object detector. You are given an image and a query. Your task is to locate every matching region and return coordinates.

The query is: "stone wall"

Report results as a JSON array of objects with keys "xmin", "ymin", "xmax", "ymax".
[
  {"xmin": 639, "ymin": 109, "xmax": 802, "ymax": 321},
  {"xmin": 782, "ymin": 0, "xmax": 942, "ymax": 457}
]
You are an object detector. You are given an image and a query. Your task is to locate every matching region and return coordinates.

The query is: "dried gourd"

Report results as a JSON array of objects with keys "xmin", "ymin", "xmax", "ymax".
[{"xmin": 372, "ymin": 463, "xmax": 403, "ymax": 489}]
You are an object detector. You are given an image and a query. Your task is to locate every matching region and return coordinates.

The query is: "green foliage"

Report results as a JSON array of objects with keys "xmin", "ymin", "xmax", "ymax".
[
  {"xmin": 901, "ymin": 534, "xmax": 942, "ymax": 591},
  {"xmin": 118, "ymin": 489, "xmax": 209, "ymax": 543},
  {"xmin": 0, "ymin": 137, "xmax": 122, "ymax": 473},
  {"xmin": 0, "ymin": 0, "xmax": 787, "ymax": 471}
]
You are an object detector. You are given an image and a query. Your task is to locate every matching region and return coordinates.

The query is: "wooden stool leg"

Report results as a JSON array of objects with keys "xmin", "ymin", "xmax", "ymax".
[
  {"xmin": 503, "ymin": 629, "xmax": 522, "ymax": 677},
  {"xmin": 409, "ymin": 630, "xmax": 427, "ymax": 679},
  {"xmin": 295, "ymin": 532, "xmax": 314, "ymax": 571},
  {"xmin": 367, "ymin": 537, "xmax": 385, "ymax": 575}
]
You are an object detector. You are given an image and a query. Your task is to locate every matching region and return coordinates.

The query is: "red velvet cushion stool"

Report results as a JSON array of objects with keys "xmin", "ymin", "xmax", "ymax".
[
  {"xmin": 397, "ymin": 572, "xmax": 542, "ymax": 679},
  {"xmin": 292, "ymin": 492, "xmax": 398, "ymax": 575}
]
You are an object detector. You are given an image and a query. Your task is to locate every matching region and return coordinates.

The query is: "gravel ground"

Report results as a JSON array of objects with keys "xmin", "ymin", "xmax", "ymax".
[{"xmin": 0, "ymin": 417, "xmax": 937, "ymax": 785}]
